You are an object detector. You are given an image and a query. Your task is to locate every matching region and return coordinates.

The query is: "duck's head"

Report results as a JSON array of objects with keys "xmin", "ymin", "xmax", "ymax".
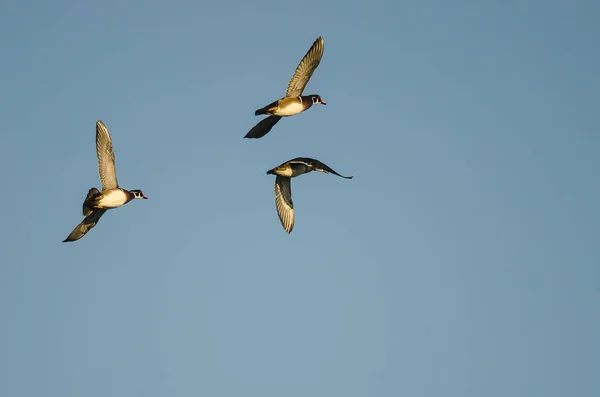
[
  {"xmin": 266, "ymin": 164, "xmax": 293, "ymax": 177},
  {"xmin": 310, "ymin": 95, "xmax": 326, "ymax": 105},
  {"xmin": 130, "ymin": 190, "xmax": 148, "ymax": 199}
]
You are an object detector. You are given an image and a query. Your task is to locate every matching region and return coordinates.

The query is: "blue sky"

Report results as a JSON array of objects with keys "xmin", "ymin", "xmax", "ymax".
[{"xmin": 1, "ymin": 1, "xmax": 599, "ymax": 396}]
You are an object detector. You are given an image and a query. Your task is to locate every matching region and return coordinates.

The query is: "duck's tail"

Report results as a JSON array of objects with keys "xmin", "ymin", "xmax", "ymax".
[{"xmin": 255, "ymin": 107, "xmax": 269, "ymax": 116}]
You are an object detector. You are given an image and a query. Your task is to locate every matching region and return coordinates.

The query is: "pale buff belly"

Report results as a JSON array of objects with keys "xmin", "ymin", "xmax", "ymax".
[
  {"xmin": 96, "ymin": 189, "xmax": 128, "ymax": 209},
  {"xmin": 274, "ymin": 99, "xmax": 306, "ymax": 116}
]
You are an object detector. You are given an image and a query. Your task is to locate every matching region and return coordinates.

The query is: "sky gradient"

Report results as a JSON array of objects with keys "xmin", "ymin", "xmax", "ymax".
[{"xmin": 1, "ymin": 1, "xmax": 599, "ymax": 396}]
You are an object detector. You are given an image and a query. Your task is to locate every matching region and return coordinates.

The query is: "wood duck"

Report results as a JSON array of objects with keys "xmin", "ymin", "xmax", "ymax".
[
  {"xmin": 63, "ymin": 120, "xmax": 147, "ymax": 242},
  {"xmin": 245, "ymin": 37, "xmax": 326, "ymax": 139},
  {"xmin": 266, "ymin": 157, "xmax": 353, "ymax": 233}
]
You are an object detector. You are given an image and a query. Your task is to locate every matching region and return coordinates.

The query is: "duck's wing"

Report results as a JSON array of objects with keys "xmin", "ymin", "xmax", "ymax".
[
  {"xmin": 82, "ymin": 187, "xmax": 100, "ymax": 216},
  {"xmin": 274, "ymin": 176, "xmax": 294, "ymax": 233},
  {"xmin": 96, "ymin": 120, "xmax": 119, "ymax": 190},
  {"xmin": 290, "ymin": 157, "xmax": 354, "ymax": 179},
  {"xmin": 244, "ymin": 116, "xmax": 282, "ymax": 139},
  {"xmin": 62, "ymin": 209, "xmax": 107, "ymax": 243},
  {"xmin": 286, "ymin": 37, "xmax": 324, "ymax": 97}
]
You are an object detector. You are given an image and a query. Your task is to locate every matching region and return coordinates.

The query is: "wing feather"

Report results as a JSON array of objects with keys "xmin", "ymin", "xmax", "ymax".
[
  {"xmin": 289, "ymin": 157, "xmax": 354, "ymax": 179},
  {"xmin": 244, "ymin": 116, "xmax": 282, "ymax": 139},
  {"xmin": 96, "ymin": 120, "xmax": 119, "ymax": 190},
  {"xmin": 274, "ymin": 176, "xmax": 295, "ymax": 233},
  {"xmin": 286, "ymin": 37, "xmax": 324, "ymax": 97},
  {"xmin": 63, "ymin": 209, "xmax": 107, "ymax": 242}
]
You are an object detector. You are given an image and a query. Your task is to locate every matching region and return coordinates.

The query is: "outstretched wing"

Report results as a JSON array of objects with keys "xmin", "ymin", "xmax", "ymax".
[
  {"xmin": 290, "ymin": 157, "xmax": 354, "ymax": 179},
  {"xmin": 245, "ymin": 116, "xmax": 282, "ymax": 139},
  {"xmin": 286, "ymin": 37, "xmax": 324, "ymax": 97},
  {"xmin": 274, "ymin": 176, "xmax": 294, "ymax": 233},
  {"xmin": 63, "ymin": 209, "xmax": 107, "ymax": 243},
  {"xmin": 96, "ymin": 120, "xmax": 119, "ymax": 190}
]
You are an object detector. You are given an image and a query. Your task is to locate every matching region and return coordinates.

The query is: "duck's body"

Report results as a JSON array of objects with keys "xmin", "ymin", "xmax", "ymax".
[
  {"xmin": 267, "ymin": 157, "xmax": 353, "ymax": 179},
  {"xmin": 255, "ymin": 95, "xmax": 324, "ymax": 117},
  {"xmin": 90, "ymin": 188, "xmax": 142, "ymax": 209},
  {"xmin": 266, "ymin": 157, "xmax": 353, "ymax": 233},
  {"xmin": 63, "ymin": 121, "xmax": 147, "ymax": 243},
  {"xmin": 245, "ymin": 37, "xmax": 326, "ymax": 139},
  {"xmin": 81, "ymin": 187, "xmax": 146, "ymax": 215}
]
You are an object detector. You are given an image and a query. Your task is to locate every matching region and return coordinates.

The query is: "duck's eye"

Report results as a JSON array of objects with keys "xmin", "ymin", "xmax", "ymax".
[{"xmin": 312, "ymin": 97, "xmax": 319, "ymax": 103}]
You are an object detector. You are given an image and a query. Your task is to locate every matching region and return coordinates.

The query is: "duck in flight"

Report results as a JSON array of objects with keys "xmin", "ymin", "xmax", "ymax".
[
  {"xmin": 63, "ymin": 120, "xmax": 147, "ymax": 242},
  {"xmin": 245, "ymin": 37, "xmax": 326, "ymax": 139},
  {"xmin": 266, "ymin": 157, "xmax": 353, "ymax": 233}
]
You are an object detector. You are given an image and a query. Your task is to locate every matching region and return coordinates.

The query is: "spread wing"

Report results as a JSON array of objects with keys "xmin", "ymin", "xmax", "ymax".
[
  {"xmin": 290, "ymin": 157, "xmax": 354, "ymax": 179},
  {"xmin": 274, "ymin": 176, "xmax": 294, "ymax": 233},
  {"xmin": 62, "ymin": 209, "xmax": 107, "ymax": 242},
  {"xmin": 244, "ymin": 116, "xmax": 282, "ymax": 139},
  {"xmin": 96, "ymin": 120, "xmax": 119, "ymax": 190},
  {"xmin": 286, "ymin": 37, "xmax": 324, "ymax": 97}
]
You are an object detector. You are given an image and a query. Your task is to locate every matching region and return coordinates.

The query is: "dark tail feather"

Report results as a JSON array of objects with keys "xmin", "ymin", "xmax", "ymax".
[
  {"xmin": 244, "ymin": 116, "xmax": 282, "ymax": 139},
  {"xmin": 255, "ymin": 107, "xmax": 269, "ymax": 116},
  {"xmin": 82, "ymin": 188, "xmax": 100, "ymax": 216},
  {"xmin": 255, "ymin": 100, "xmax": 278, "ymax": 116}
]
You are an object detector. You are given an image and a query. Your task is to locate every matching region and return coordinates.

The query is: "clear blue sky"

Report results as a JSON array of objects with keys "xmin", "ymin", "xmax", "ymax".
[{"xmin": 1, "ymin": 1, "xmax": 598, "ymax": 396}]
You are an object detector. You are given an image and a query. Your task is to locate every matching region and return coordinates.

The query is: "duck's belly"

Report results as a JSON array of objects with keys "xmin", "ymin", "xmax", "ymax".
[
  {"xmin": 96, "ymin": 189, "xmax": 128, "ymax": 208},
  {"xmin": 275, "ymin": 99, "xmax": 305, "ymax": 116}
]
